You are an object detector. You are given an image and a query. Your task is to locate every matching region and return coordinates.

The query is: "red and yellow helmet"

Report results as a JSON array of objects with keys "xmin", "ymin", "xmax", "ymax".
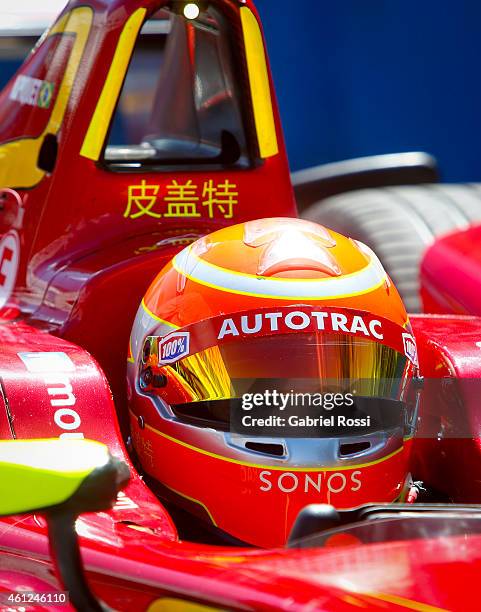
[{"xmin": 127, "ymin": 218, "xmax": 419, "ymax": 547}]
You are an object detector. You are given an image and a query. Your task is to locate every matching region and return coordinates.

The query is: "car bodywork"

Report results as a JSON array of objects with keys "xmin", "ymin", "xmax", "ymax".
[
  {"xmin": 421, "ymin": 224, "xmax": 481, "ymax": 316},
  {"xmin": 0, "ymin": 1, "xmax": 480, "ymax": 610}
]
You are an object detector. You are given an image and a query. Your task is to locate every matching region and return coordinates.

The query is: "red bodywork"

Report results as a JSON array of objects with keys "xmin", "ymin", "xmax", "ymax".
[
  {"xmin": 0, "ymin": 1, "xmax": 480, "ymax": 610},
  {"xmin": 421, "ymin": 224, "xmax": 481, "ymax": 315},
  {"xmin": 1, "ymin": 317, "xmax": 481, "ymax": 610}
]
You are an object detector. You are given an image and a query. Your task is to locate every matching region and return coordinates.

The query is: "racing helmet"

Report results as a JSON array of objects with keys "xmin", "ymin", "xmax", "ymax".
[{"xmin": 127, "ymin": 218, "xmax": 420, "ymax": 548}]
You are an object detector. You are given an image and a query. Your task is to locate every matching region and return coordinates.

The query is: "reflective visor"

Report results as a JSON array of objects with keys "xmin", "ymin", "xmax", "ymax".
[
  {"xmin": 144, "ymin": 306, "xmax": 416, "ymax": 409},
  {"xmin": 161, "ymin": 332, "xmax": 413, "ymax": 403}
]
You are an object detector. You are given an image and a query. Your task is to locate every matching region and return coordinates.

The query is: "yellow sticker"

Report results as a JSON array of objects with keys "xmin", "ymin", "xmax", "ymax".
[
  {"xmin": 124, "ymin": 180, "xmax": 238, "ymax": 220},
  {"xmin": 124, "ymin": 180, "xmax": 160, "ymax": 219}
]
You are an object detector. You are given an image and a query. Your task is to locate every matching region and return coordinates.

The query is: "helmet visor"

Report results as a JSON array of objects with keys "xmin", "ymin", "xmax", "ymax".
[
  {"xmin": 165, "ymin": 332, "xmax": 412, "ymax": 401},
  {"xmin": 144, "ymin": 307, "xmax": 417, "ymax": 435}
]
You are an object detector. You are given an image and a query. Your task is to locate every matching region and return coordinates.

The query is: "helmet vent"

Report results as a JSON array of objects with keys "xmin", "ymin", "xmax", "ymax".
[
  {"xmin": 339, "ymin": 441, "xmax": 371, "ymax": 457},
  {"xmin": 245, "ymin": 441, "xmax": 285, "ymax": 457}
]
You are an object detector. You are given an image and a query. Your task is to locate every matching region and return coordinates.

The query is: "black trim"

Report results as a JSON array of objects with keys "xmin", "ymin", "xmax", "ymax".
[
  {"xmin": 47, "ymin": 512, "xmax": 103, "ymax": 612},
  {"xmin": 288, "ymin": 503, "xmax": 481, "ymax": 548},
  {"xmin": 0, "ymin": 377, "xmax": 15, "ymax": 439},
  {"xmin": 293, "ymin": 152, "xmax": 440, "ymax": 211},
  {"xmin": 171, "ymin": 398, "xmax": 235, "ymax": 430},
  {"xmin": 45, "ymin": 458, "xmax": 129, "ymax": 611},
  {"xmin": 145, "ymin": 475, "xmax": 249, "ymax": 547},
  {"xmin": 37, "ymin": 133, "xmax": 58, "ymax": 173}
]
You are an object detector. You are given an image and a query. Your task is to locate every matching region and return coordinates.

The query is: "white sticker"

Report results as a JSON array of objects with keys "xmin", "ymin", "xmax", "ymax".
[
  {"xmin": 402, "ymin": 333, "xmax": 418, "ymax": 366},
  {"xmin": 158, "ymin": 331, "xmax": 190, "ymax": 365},
  {"xmin": 9, "ymin": 75, "xmax": 54, "ymax": 109},
  {"xmin": 0, "ymin": 231, "xmax": 20, "ymax": 309},
  {"xmin": 18, "ymin": 351, "xmax": 75, "ymax": 373},
  {"xmin": 18, "ymin": 351, "xmax": 82, "ymax": 439},
  {"xmin": 113, "ymin": 491, "xmax": 139, "ymax": 511}
]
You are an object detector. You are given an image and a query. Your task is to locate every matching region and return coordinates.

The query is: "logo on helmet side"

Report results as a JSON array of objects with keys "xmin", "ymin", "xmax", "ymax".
[
  {"xmin": 402, "ymin": 333, "xmax": 418, "ymax": 366},
  {"xmin": 158, "ymin": 331, "xmax": 190, "ymax": 365}
]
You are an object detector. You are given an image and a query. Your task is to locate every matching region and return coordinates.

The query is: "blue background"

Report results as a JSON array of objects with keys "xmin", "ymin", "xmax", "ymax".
[
  {"xmin": 2, "ymin": 2, "xmax": 481, "ymax": 182},
  {"xmin": 255, "ymin": 0, "xmax": 481, "ymax": 182}
]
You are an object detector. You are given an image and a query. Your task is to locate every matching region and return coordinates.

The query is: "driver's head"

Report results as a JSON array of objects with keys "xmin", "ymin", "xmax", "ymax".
[{"xmin": 127, "ymin": 218, "xmax": 419, "ymax": 547}]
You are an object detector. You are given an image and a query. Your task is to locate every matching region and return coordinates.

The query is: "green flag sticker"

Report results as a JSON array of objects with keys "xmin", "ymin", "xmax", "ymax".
[{"xmin": 38, "ymin": 82, "xmax": 55, "ymax": 109}]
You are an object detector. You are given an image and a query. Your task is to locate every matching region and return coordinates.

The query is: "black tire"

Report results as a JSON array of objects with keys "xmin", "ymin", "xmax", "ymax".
[{"xmin": 303, "ymin": 184, "xmax": 481, "ymax": 312}]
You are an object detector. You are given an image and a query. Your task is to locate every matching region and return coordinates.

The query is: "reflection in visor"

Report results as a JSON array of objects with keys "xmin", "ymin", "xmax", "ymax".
[{"xmin": 160, "ymin": 333, "xmax": 414, "ymax": 408}]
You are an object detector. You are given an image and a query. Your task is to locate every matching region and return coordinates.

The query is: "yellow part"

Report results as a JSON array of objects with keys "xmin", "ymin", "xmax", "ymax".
[
  {"xmin": 363, "ymin": 592, "xmax": 450, "ymax": 612},
  {"xmin": 0, "ymin": 7, "xmax": 93, "ymax": 189},
  {"xmin": 340, "ymin": 594, "xmax": 369, "ymax": 608},
  {"xmin": 0, "ymin": 439, "xmax": 109, "ymax": 516},
  {"xmin": 127, "ymin": 335, "xmax": 135, "ymax": 363},
  {"xmin": 80, "ymin": 8, "xmax": 146, "ymax": 161},
  {"xmin": 147, "ymin": 600, "xmax": 221, "ymax": 612},
  {"xmin": 240, "ymin": 7, "xmax": 279, "ymax": 158},
  {"xmin": 162, "ymin": 481, "xmax": 217, "ymax": 526}
]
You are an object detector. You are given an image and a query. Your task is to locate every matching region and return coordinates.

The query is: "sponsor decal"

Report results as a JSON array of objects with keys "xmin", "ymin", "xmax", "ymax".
[
  {"xmin": 18, "ymin": 351, "xmax": 75, "ymax": 374},
  {"xmin": 10, "ymin": 75, "xmax": 55, "ymax": 109},
  {"xmin": 402, "ymin": 333, "xmax": 418, "ymax": 366},
  {"xmin": 0, "ymin": 231, "xmax": 20, "ymax": 309},
  {"xmin": 38, "ymin": 82, "xmax": 55, "ymax": 109},
  {"xmin": 124, "ymin": 179, "xmax": 238, "ymax": 220},
  {"xmin": 149, "ymin": 307, "xmax": 416, "ymax": 367},
  {"xmin": 218, "ymin": 310, "xmax": 384, "ymax": 341},
  {"xmin": 18, "ymin": 352, "xmax": 83, "ymax": 439},
  {"xmin": 158, "ymin": 331, "xmax": 190, "ymax": 365},
  {"xmin": 259, "ymin": 470, "xmax": 362, "ymax": 494}
]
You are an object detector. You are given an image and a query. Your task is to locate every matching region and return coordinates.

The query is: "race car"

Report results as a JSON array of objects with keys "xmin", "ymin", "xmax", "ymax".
[{"xmin": 0, "ymin": 0, "xmax": 481, "ymax": 610}]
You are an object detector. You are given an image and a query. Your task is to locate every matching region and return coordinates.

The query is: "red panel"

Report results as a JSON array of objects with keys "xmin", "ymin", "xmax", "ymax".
[
  {"xmin": 411, "ymin": 314, "xmax": 481, "ymax": 500},
  {"xmin": 0, "ymin": 35, "xmax": 74, "ymax": 141},
  {"xmin": 0, "ymin": 319, "xmax": 177, "ymax": 542},
  {"xmin": 421, "ymin": 224, "xmax": 481, "ymax": 315}
]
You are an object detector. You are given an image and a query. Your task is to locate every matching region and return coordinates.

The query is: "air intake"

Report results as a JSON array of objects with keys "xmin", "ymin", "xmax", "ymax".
[{"xmin": 245, "ymin": 441, "xmax": 285, "ymax": 457}]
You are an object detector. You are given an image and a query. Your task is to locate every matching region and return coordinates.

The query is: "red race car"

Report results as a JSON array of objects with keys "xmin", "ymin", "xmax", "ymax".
[{"xmin": 0, "ymin": 1, "xmax": 480, "ymax": 610}]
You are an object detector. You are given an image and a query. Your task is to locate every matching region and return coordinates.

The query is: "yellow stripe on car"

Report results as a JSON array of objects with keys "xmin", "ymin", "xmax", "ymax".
[
  {"xmin": 162, "ymin": 482, "xmax": 217, "ymax": 526},
  {"xmin": 147, "ymin": 600, "xmax": 222, "ymax": 612},
  {"xmin": 362, "ymin": 592, "xmax": 449, "ymax": 612},
  {"xmin": 80, "ymin": 8, "xmax": 146, "ymax": 160},
  {"xmin": 240, "ymin": 7, "xmax": 279, "ymax": 158},
  {"xmin": 0, "ymin": 7, "xmax": 93, "ymax": 189}
]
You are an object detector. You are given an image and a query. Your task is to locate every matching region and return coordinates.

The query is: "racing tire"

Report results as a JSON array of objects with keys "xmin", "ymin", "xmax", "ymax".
[{"xmin": 303, "ymin": 184, "xmax": 481, "ymax": 312}]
